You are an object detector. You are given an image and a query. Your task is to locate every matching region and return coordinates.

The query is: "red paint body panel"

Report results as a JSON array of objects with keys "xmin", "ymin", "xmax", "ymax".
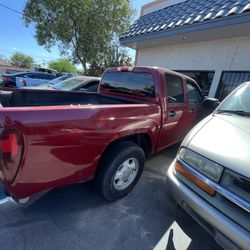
[
  {"xmin": 0, "ymin": 104, "xmax": 161, "ymax": 198},
  {"xmin": 0, "ymin": 67, "xmax": 207, "ymax": 199}
]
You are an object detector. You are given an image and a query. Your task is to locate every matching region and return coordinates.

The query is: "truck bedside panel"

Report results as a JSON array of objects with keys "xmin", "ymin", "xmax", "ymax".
[{"xmin": 0, "ymin": 104, "xmax": 161, "ymax": 198}]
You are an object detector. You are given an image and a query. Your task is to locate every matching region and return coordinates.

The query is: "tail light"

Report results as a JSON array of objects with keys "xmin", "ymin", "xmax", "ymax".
[
  {"xmin": 3, "ymin": 78, "xmax": 11, "ymax": 82},
  {"xmin": 0, "ymin": 128, "xmax": 24, "ymax": 184},
  {"xmin": 117, "ymin": 67, "xmax": 134, "ymax": 72}
]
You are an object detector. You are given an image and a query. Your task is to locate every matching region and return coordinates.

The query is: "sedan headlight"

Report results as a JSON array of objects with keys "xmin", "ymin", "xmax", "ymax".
[{"xmin": 178, "ymin": 148, "xmax": 224, "ymax": 182}]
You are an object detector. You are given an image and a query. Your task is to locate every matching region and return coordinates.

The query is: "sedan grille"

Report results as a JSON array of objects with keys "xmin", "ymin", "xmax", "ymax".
[
  {"xmin": 221, "ymin": 170, "xmax": 250, "ymax": 203},
  {"xmin": 234, "ymin": 178, "xmax": 250, "ymax": 194}
]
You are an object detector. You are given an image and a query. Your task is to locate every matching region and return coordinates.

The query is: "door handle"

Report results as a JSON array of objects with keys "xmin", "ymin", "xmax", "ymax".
[
  {"xmin": 168, "ymin": 110, "xmax": 176, "ymax": 117},
  {"xmin": 189, "ymin": 108, "xmax": 195, "ymax": 113}
]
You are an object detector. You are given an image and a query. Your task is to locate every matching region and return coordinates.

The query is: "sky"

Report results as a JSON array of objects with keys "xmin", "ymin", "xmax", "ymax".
[{"xmin": 0, "ymin": 0, "xmax": 152, "ymax": 65}]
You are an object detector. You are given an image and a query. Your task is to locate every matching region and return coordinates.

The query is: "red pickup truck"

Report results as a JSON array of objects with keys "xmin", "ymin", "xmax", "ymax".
[{"xmin": 0, "ymin": 67, "xmax": 216, "ymax": 203}]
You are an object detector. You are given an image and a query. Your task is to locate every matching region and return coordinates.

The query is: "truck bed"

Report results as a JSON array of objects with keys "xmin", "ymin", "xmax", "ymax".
[
  {"xmin": 0, "ymin": 90, "xmax": 161, "ymax": 199},
  {"xmin": 0, "ymin": 89, "xmax": 138, "ymax": 107}
]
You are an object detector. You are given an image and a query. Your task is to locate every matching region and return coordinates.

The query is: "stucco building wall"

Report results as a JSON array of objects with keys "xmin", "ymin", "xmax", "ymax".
[{"xmin": 136, "ymin": 35, "xmax": 250, "ymax": 97}]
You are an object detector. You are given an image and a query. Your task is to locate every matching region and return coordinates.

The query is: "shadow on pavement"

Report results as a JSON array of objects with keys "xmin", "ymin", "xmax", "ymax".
[{"xmin": 0, "ymin": 144, "xmax": 221, "ymax": 250}]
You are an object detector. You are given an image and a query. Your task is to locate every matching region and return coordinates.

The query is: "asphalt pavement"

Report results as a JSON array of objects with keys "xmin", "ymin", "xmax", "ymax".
[{"xmin": 0, "ymin": 144, "xmax": 221, "ymax": 250}]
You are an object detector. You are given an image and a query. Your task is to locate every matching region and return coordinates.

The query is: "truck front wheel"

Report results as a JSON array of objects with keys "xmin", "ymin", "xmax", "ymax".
[{"xmin": 94, "ymin": 141, "xmax": 145, "ymax": 201}]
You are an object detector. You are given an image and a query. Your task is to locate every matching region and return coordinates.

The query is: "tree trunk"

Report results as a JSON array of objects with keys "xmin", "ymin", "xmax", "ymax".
[{"xmin": 79, "ymin": 58, "xmax": 87, "ymax": 74}]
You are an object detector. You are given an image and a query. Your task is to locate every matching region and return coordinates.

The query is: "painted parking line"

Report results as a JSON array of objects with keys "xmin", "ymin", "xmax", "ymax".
[{"xmin": 154, "ymin": 221, "xmax": 192, "ymax": 250}]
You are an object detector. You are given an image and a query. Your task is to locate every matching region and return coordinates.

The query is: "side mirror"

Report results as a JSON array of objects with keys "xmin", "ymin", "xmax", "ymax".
[{"xmin": 203, "ymin": 98, "xmax": 220, "ymax": 109}]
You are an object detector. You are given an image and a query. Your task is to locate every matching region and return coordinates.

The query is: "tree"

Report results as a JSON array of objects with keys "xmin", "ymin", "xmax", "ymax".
[
  {"xmin": 10, "ymin": 52, "xmax": 34, "ymax": 68},
  {"xmin": 23, "ymin": 0, "xmax": 134, "ymax": 73},
  {"xmin": 48, "ymin": 58, "xmax": 77, "ymax": 73},
  {"xmin": 86, "ymin": 42, "xmax": 133, "ymax": 76},
  {"xmin": 86, "ymin": 61, "xmax": 104, "ymax": 77},
  {"xmin": 103, "ymin": 43, "xmax": 133, "ymax": 68}
]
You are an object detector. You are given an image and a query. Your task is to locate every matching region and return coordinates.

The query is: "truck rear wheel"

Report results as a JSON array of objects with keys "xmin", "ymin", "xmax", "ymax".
[{"xmin": 94, "ymin": 141, "xmax": 145, "ymax": 201}]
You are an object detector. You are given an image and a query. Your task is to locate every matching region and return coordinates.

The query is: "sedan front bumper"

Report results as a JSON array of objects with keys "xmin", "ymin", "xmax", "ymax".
[{"xmin": 167, "ymin": 161, "xmax": 250, "ymax": 250}]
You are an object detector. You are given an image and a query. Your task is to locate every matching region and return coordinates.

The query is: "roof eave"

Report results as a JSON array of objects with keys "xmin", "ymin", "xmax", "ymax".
[{"xmin": 120, "ymin": 13, "xmax": 250, "ymax": 48}]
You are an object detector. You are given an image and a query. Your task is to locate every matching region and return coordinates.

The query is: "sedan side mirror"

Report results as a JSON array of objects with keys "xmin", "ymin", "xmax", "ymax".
[{"xmin": 203, "ymin": 98, "xmax": 220, "ymax": 109}]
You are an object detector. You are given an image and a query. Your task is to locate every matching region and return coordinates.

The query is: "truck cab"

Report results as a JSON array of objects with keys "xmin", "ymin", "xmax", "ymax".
[{"xmin": 100, "ymin": 67, "xmax": 205, "ymax": 152}]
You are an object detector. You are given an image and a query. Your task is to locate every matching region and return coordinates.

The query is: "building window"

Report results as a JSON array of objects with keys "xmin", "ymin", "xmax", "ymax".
[
  {"xmin": 216, "ymin": 71, "xmax": 250, "ymax": 101},
  {"xmin": 177, "ymin": 71, "xmax": 215, "ymax": 96}
]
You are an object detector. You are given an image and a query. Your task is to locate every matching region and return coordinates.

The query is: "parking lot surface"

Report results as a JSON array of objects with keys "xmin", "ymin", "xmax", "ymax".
[{"xmin": 0, "ymin": 144, "xmax": 221, "ymax": 250}]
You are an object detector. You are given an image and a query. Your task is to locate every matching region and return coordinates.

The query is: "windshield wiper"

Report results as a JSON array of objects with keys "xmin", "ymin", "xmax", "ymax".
[{"xmin": 216, "ymin": 109, "xmax": 250, "ymax": 117}]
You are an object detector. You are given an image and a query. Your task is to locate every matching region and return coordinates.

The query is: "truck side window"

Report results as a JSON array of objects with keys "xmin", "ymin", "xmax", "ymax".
[
  {"xmin": 187, "ymin": 80, "xmax": 203, "ymax": 103},
  {"xmin": 165, "ymin": 74, "xmax": 184, "ymax": 104}
]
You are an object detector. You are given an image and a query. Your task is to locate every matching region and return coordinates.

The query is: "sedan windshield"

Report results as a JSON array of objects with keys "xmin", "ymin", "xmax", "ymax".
[
  {"xmin": 47, "ymin": 74, "xmax": 73, "ymax": 85},
  {"xmin": 216, "ymin": 83, "xmax": 250, "ymax": 116},
  {"xmin": 53, "ymin": 76, "xmax": 90, "ymax": 90}
]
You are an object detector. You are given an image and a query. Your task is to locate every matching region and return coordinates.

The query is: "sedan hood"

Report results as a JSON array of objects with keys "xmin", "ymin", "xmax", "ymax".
[{"xmin": 188, "ymin": 114, "xmax": 250, "ymax": 178}]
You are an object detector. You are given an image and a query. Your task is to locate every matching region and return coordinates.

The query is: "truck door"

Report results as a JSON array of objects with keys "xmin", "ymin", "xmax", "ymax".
[
  {"xmin": 158, "ymin": 73, "xmax": 188, "ymax": 151},
  {"xmin": 185, "ymin": 80, "xmax": 204, "ymax": 130}
]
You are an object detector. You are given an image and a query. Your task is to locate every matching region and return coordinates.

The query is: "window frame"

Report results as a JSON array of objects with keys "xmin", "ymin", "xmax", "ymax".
[
  {"xmin": 216, "ymin": 71, "xmax": 250, "ymax": 101},
  {"xmin": 176, "ymin": 70, "xmax": 215, "ymax": 96}
]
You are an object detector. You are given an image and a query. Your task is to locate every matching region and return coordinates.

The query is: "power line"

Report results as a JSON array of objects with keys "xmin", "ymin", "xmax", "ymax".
[
  {"xmin": 0, "ymin": 4, "xmax": 58, "ymax": 61},
  {"xmin": 0, "ymin": 49, "xmax": 58, "ymax": 60},
  {"xmin": 0, "ymin": 3, "xmax": 23, "ymax": 16},
  {"xmin": 0, "ymin": 2, "xmax": 122, "ymax": 24},
  {"xmin": 0, "ymin": 1, "xmax": 97, "ymax": 17}
]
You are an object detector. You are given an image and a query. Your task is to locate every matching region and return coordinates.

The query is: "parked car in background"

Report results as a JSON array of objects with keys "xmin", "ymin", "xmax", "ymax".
[
  {"xmin": 1, "ymin": 72, "xmax": 54, "ymax": 88},
  {"xmin": 31, "ymin": 67, "xmax": 57, "ymax": 74},
  {"xmin": 167, "ymin": 82, "xmax": 250, "ymax": 250},
  {"xmin": 17, "ymin": 73, "xmax": 74, "ymax": 88},
  {"xmin": 26, "ymin": 75, "xmax": 100, "ymax": 92},
  {"xmin": 39, "ymin": 73, "xmax": 76, "ymax": 86},
  {"xmin": 16, "ymin": 72, "xmax": 57, "ymax": 88},
  {"xmin": 5, "ymin": 69, "xmax": 27, "ymax": 74},
  {"xmin": 0, "ymin": 67, "xmax": 216, "ymax": 205},
  {"xmin": 1, "ymin": 72, "xmax": 29, "ymax": 87}
]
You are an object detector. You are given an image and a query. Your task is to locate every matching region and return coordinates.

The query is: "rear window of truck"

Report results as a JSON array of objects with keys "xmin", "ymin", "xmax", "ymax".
[{"xmin": 100, "ymin": 72, "xmax": 155, "ymax": 97}]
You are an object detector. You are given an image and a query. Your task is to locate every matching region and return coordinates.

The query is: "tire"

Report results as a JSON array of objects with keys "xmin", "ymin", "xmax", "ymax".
[{"xmin": 94, "ymin": 141, "xmax": 145, "ymax": 201}]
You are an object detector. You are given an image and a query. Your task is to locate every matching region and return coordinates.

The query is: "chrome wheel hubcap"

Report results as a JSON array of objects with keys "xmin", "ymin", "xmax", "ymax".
[{"xmin": 113, "ymin": 158, "xmax": 139, "ymax": 191}]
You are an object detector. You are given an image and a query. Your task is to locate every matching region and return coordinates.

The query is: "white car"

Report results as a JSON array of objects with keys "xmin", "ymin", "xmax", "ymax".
[
  {"xmin": 16, "ymin": 72, "xmax": 56, "ymax": 88},
  {"xmin": 25, "ymin": 75, "xmax": 101, "ymax": 92},
  {"xmin": 167, "ymin": 82, "xmax": 250, "ymax": 250}
]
